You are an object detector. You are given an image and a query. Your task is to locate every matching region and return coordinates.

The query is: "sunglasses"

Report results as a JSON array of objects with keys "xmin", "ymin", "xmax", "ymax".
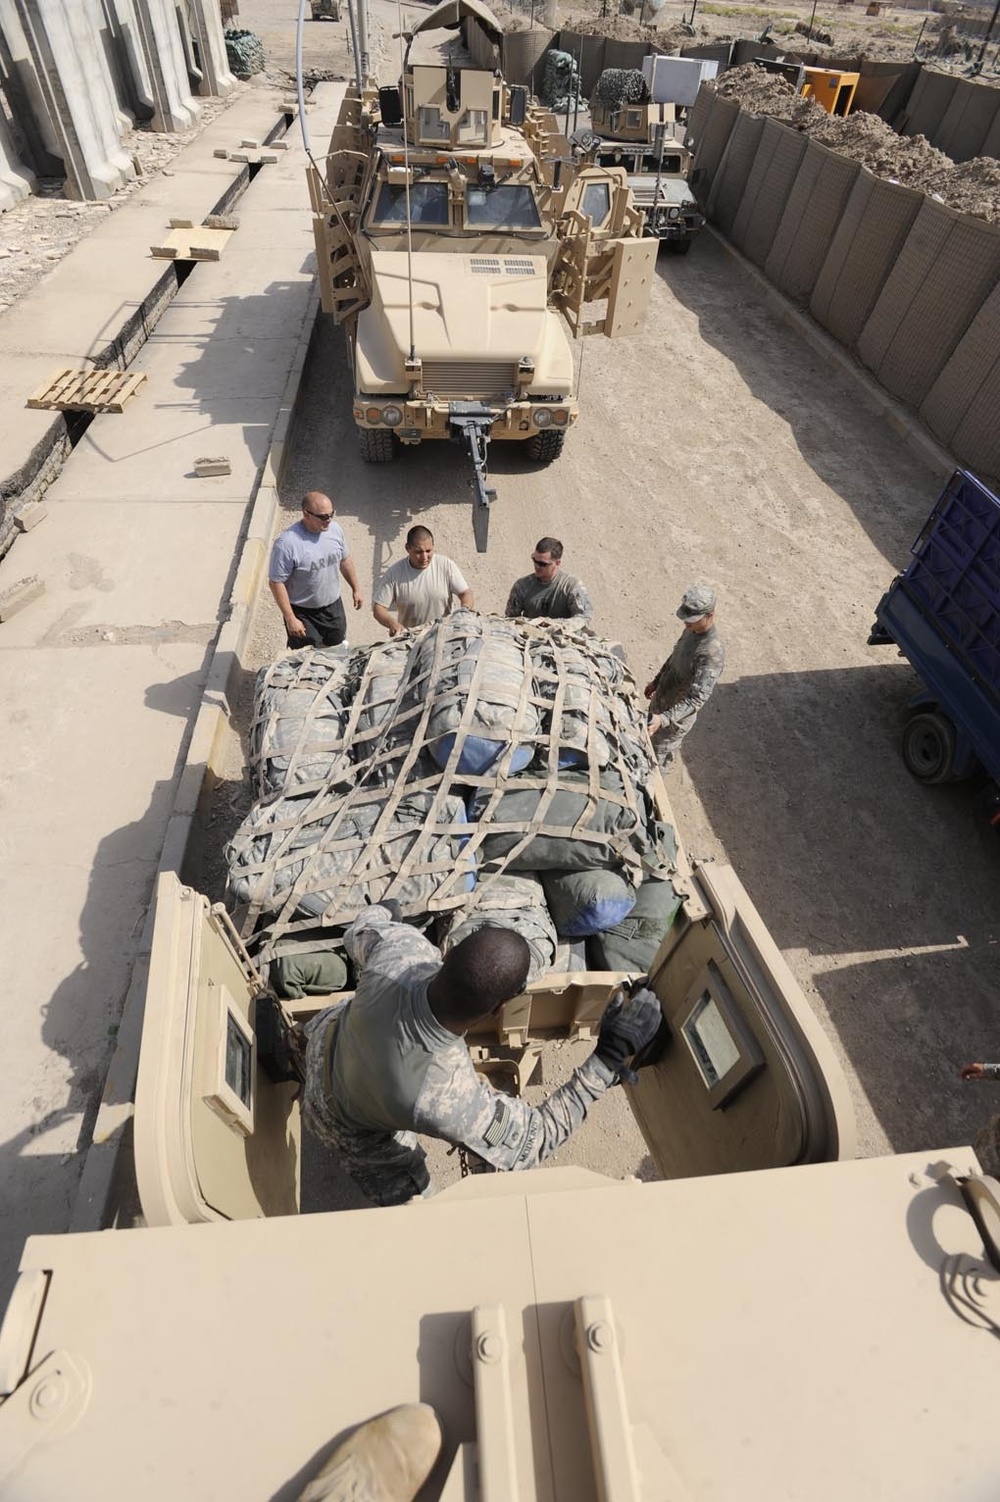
[
  {"xmin": 305, "ymin": 510, "xmax": 334, "ymax": 523},
  {"xmin": 531, "ymin": 556, "xmax": 555, "ymax": 567}
]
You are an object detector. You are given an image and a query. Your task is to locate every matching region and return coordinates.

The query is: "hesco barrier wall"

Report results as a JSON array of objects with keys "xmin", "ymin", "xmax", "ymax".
[
  {"xmin": 688, "ymin": 89, "xmax": 1000, "ymax": 487},
  {"xmin": 920, "ymin": 282, "xmax": 1000, "ymax": 478},
  {"xmin": 730, "ymin": 117, "xmax": 807, "ymax": 268},
  {"xmin": 809, "ymin": 173, "xmax": 923, "ymax": 346},
  {"xmin": 764, "ymin": 138, "xmax": 860, "ymax": 304},
  {"xmin": 707, "ymin": 111, "xmax": 764, "ymax": 236}
]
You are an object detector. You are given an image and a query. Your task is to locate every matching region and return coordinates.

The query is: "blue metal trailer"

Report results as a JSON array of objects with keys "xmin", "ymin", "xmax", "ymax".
[{"xmin": 869, "ymin": 469, "xmax": 1000, "ymax": 787}]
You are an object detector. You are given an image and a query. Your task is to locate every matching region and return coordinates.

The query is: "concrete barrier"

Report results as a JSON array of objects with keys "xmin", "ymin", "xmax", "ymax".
[
  {"xmin": 857, "ymin": 198, "xmax": 1000, "ymax": 408},
  {"xmin": 707, "ymin": 108, "xmax": 763, "ymax": 238},
  {"xmin": 810, "ymin": 169, "xmax": 923, "ymax": 348},
  {"xmin": 185, "ymin": 0, "xmax": 237, "ymax": 97},
  {"xmin": 764, "ymin": 136, "xmax": 860, "ymax": 304},
  {"xmin": 730, "ymin": 115, "xmax": 806, "ymax": 268},
  {"xmin": 8, "ymin": 0, "xmax": 136, "ymax": 199},
  {"xmin": 0, "ymin": 96, "xmax": 35, "ymax": 210},
  {"xmin": 920, "ymin": 280, "xmax": 1000, "ymax": 481},
  {"xmin": 129, "ymin": 0, "xmax": 200, "ymax": 131}
]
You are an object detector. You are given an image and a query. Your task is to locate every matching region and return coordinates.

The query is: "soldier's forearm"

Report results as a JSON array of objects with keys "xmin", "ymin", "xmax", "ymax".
[{"xmin": 476, "ymin": 1055, "xmax": 615, "ymax": 1172}]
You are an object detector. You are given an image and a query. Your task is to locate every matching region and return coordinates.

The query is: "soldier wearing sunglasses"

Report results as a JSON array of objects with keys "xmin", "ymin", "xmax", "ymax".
[
  {"xmin": 269, "ymin": 491, "xmax": 364, "ymax": 649},
  {"xmin": 504, "ymin": 536, "xmax": 593, "ymax": 623}
]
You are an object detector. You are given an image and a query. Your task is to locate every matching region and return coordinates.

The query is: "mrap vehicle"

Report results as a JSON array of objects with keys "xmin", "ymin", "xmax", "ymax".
[{"xmin": 306, "ymin": 0, "xmax": 657, "ymax": 548}]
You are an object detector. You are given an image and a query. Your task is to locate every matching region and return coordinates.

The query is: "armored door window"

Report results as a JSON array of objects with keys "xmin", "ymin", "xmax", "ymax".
[
  {"xmin": 417, "ymin": 106, "xmax": 452, "ymax": 144},
  {"xmin": 580, "ymin": 181, "xmax": 611, "ymax": 228},
  {"xmin": 465, "ymin": 184, "xmax": 541, "ymax": 229},
  {"xmin": 456, "ymin": 109, "xmax": 489, "ymax": 145},
  {"xmin": 373, "ymin": 181, "xmax": 449, "ymax": 225}
]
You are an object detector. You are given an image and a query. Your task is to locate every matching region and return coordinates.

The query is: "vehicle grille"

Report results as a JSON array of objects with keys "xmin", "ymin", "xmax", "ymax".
[
  {"xmin": 421, "ymin": 360, "xmax": 519, "ymax": 399},
  {"xmin": 469, "ymin": 257, "xmax": 539, "ymax": 276}
]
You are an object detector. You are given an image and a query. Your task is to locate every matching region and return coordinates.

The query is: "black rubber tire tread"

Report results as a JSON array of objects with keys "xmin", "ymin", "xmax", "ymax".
[
  {"xmin": 526, "ymin": 429, "xmax": 566, "ymax": 464},
  {"xmin": 358, "ymin": 426, "xmax": 396, "ymax": 463},
  {"xmin": 668, "ymin": 237, "xmax": 693, "ymax": 255},
  {"xmin": 901, "ymin": 710, "xmax": 957, "ymax": 785}
]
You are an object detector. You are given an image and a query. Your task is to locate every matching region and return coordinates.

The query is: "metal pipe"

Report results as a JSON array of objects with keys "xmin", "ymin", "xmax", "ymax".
[
  {"xmin": 345, "ymin": 0, "xmax": 363, "ymax": 92},
  {"xmin": 805, "ymin": 0, "xmax": 818, "ymax": 43},
  {"xmin": 295, "ymin": 0, "xmax": 312, "ymax": 153},
  {"xmin": 975, "ymin": 0, "xmax": 1000, "ymax": 70},
  {"xmin": 357, "ymin": 0, "xmax": 371, "ymax": 83}
]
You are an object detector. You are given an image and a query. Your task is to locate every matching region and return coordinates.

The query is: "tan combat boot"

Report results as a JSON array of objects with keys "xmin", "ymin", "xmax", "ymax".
[{"xmin": 296, "ymin": 1403, "xmax": 442, "ymax": 1502}]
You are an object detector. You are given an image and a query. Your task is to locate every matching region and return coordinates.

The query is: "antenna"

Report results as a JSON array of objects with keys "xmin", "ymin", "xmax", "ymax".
[
  {"xmin": 397, "ymin": 0, "xmax": 417, "ymax": 363},
  {"xmin": 295, "ymin": 0, "xmax": 312, "ymax": 153}
]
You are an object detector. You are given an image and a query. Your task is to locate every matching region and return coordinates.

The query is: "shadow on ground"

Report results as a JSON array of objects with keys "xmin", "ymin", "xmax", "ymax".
[
  {"xmin": 680, "ymin": 659, "xmax": 1000, "ymax": 1153},
  {"xmin": 656, "ymin": 235, "xmax": 943, "ymax": 571}
]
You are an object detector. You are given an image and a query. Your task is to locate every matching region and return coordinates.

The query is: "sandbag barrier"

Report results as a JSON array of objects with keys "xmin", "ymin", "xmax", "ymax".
[{"xmin": 228, "ymin": 612, "xmax": 678, "ymax": 967}]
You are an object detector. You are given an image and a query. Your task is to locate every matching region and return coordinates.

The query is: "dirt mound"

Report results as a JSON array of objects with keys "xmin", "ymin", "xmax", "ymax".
[{"xmin": 706, "ymin": 64, "xmax": 1000, "ymax": 224}]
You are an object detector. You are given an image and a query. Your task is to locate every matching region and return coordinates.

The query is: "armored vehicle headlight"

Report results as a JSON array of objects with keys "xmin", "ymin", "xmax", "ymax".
[
  {"xmin": 533, "ymin": 408, "xmax": 553, "ymax": 427},
  {"xmin": 382, "ymin": 405, "xmax": 403, "ymax": 427},
  {"xmin": 552, "ymin": 409, "xmax": 569, "ymax": 426},
  {"xmin": 668, "ymin": 206, "xmax": 681, "ymax": 221}
]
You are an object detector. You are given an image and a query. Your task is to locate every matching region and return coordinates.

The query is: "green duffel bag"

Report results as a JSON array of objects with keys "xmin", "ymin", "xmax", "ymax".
[
  {"xmin": 269, "ymin": 948, "xmax": 350, "ymax": 998},
  {"xmin": 585, "ymin": 875, "xmax": 682, "ymax": 972}
]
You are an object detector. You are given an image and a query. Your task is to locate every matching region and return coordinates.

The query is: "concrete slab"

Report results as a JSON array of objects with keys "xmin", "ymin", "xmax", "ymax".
[
  {"xmin": 0, "ymin": 641, "xmax": 209, "ymax": 1294},
  {"xmin": 42, "ymin": 397, "xmax": 284, "ymax": 500},
  {"xmin": 137, "ymin": 333, "xmax": 302, "ymax": 400},
  {"xmin": 0, "ymin": 499, "xmax": 249, "ymax": 644}
]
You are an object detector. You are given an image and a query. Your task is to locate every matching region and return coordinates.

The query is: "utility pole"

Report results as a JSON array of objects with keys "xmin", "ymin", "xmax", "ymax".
[{"xmin": 805, "ymin": 0, "xmax": 819, "ymax": 42}]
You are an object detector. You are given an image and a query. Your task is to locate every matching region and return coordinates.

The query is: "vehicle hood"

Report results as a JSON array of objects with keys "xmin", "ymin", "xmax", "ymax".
[
  {"xmin": 627, "ymin": 175, "xmax": 695, "ymax": 208},
  {"xmin": 356, "ymin": 251, "xmax": 573, "ymax": 394}
]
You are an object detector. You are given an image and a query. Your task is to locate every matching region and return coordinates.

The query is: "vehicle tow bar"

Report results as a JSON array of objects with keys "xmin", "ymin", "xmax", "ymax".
[{"xmin": 450, "ymin": 403, "xmax": 498, "ymax": 553}]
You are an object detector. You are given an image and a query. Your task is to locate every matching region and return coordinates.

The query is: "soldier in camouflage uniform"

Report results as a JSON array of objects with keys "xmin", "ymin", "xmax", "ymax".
[
  {"xmin": 505, "ymin": 536, "xmax": 594, "ymax": 622},
  {"xmin": 645, "ymin": 584, "xmax": 725, "ymax": 769},
  {"xmin": 299, "ymin": 903, "xmax": 662, "ymax": 1207}
]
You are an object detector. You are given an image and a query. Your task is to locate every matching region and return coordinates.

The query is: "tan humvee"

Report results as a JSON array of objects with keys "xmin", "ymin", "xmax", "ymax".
[
  {"xmin": 307, "ymin": 0, "xmax": 657, "ymax": 548},
  {"xmin": 586, "ymin": 76, "xmax": 705, "ymax": 254}
]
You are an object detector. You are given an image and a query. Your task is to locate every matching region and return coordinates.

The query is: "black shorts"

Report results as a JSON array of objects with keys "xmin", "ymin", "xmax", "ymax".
[{"xmin": 287, "ymin": 597, "xmax": 347, "ymax": 649}]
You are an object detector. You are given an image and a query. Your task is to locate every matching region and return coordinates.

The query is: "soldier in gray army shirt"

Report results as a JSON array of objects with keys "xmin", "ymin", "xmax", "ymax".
[
  {"xmin": 298, "ymin": 904, "xmax": 662, "ymax": 1206},
  {"xmin": 645, "ymin": 583, "xmax": 726, "ymax": 768},
  {"xmin": 505, "ymin": 536, "xmax": 594, "ymax": 622}
]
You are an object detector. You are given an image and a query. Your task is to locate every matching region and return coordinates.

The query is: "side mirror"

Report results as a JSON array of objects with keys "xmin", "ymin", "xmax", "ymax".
[
  {"xmin": 508, "ymin": 85, "xmax": 527, "ymax": 126},
  {"xmin": 378, "ymin": 86, "xmax": 403, "ymax": 127}
]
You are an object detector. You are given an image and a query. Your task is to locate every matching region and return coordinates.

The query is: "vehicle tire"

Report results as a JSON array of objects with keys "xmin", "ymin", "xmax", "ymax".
[
  {"xmin": 901, "ymin": 710, "xmax": 957, "ymax": 784},
  {"xmin": 358, "ymin": 427, "xmax": 395, "ymax": 463},
  {"xmin": 526, "ymin": 429, "xmax": 565, "ymax": 464},
  {"xmin": 668, "ymin": 238, "xmax": 692, "ymax": 256}
]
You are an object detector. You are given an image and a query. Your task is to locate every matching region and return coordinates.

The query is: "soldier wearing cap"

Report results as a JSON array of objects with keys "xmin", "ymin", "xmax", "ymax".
[
  {"xmin": 289, "ymin": 903, "xmax": 663, "ymax": 1207},
  {"xmin": 644, "ymin": 584, "xmax": 725, "ymax": 768}
]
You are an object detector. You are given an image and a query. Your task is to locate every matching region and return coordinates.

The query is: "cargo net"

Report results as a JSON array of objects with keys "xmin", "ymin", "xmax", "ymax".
[
  {"xmin": 227, "ymin": 611, "xmax": 678, "ymax": 972},
  {"xmin": 592, "ymin": 69, "xmax": 650, "ymax": 108}
]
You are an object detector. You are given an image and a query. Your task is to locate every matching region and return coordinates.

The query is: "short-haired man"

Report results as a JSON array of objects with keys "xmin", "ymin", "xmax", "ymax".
[
  {"xmin": 645, "ymin": 583, "xmax": 725, "ymax": 767},
  {"xmin": 505, "ymin": 536, "xmax": 594, "ymax": 622},
  {"xmin": 372, "ymin": 526, "xmax": 474, "ymax": 636},
  {"xmin": 268, "ymin": 491, "xmax": 363, "ymax": 649},
  {"xmin": 284, "ymin": 904, "xmax": 662, "ymax": 1206}
]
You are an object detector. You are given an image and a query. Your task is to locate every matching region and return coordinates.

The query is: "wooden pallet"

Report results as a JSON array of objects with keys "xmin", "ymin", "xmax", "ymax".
[
  {"xmin": 26, "ymin": 367, "xmax": 147, "ymax": 415},
  {"xmin": 150, "ymin": 220, "xmax": 234, "ymax": 261}
]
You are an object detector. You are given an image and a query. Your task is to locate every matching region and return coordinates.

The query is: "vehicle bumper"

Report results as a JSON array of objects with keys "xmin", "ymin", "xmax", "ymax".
[
  {"xmin": 644, "ymin": 214, "xmax": 705, "ymax": 241},
  {"xmin": 352, "ymin": 398, "xmax": 579, "ymax": 444}
]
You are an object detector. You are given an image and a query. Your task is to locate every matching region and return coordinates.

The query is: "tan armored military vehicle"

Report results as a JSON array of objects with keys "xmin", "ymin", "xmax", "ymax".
[
  {"xmin": 585, "ymin": 70, "xmax": 705, "ymax": 254},
  {"xmin": 307, "ymin": 0, "xmax": 657, "ymax": 547}
]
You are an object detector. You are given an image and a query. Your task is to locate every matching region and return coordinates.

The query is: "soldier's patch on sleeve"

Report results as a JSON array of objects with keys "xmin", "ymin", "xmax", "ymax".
[{"xmin": 483, "ymin": 1097, "xmax": 516, "ymax": 1148}]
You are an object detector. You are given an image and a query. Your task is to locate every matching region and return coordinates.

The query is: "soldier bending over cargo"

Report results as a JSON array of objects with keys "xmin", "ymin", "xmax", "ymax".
[
  {"xmin": 293, "ymin": 903, "xmax": 662, "ymax": 1206},
  {"xmin": 505, "ymin": 537, "xmax": 594, "ymax": 623},
  {"xmin": 645, "ymin": 584, "xmax": 725, "ymax": 768}
]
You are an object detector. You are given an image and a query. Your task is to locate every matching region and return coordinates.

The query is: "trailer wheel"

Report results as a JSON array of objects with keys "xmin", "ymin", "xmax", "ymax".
[
  {"xmin": 358, "ymin": 427, "xmax": 395, "ymax": 463},
  {"xmin": 901, "ymin": 711, "xmax": 957, "ymax": 784},
  {"xmin": 526, "ymin": 430, "xmax": 565, "ymax": 464}
]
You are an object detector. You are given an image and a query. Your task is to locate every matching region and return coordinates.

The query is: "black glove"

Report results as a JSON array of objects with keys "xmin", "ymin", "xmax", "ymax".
[
  {"xmin": 378, "ymin": 897, "xmax": 403, "ymax": 922},
  {"xmin": 594, "ymin": 986, "xmax": 664, "ymax": 1082}
]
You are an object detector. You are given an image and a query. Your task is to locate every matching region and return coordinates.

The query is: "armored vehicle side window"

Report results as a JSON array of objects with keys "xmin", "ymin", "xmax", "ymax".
[
  {"xmin": 642, "ymin": 153, "xmax": 682, "ymax": 175},
  {"xmin": 373, "ymin": 182, "xmax": 449, "ymax": 226},
  {"xmin": 581, "ymin": 181, "xmax": 611, "ymax": 228},
  {"xmin": 456, "ymin": 110, "xmax": 489, "ymax": 146},
  {"xmin": 466, "ymin": 185, "xmax": 541, "ymax": 229}
]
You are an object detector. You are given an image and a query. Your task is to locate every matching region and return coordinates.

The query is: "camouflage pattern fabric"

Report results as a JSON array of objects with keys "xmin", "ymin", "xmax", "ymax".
[
  {"xmin": 505, "ymin": 571, "xmax": 594, "ymax": 622},
  {"xmin": 301, "ymin": 904, "xmax": 616, "ymax": 1205},
  {"xmin": 649, "ymin": 624, "xmax": 725, "ymax": 766}
]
